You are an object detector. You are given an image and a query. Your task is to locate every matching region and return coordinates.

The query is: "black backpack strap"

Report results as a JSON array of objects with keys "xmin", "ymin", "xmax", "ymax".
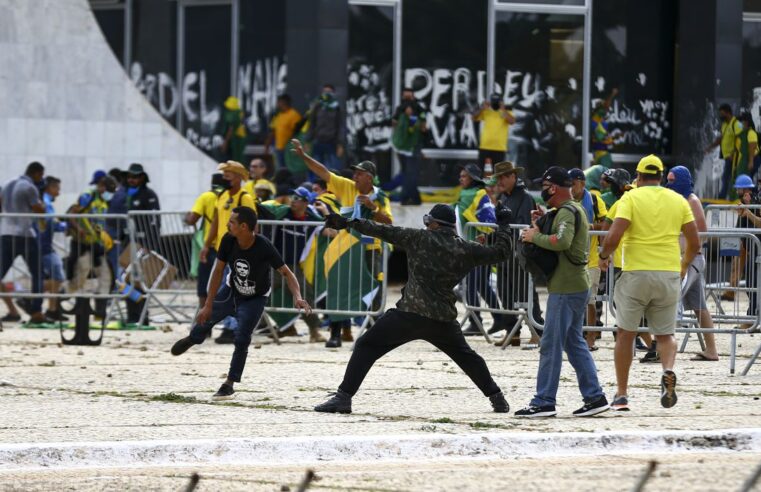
[
  {"xmin": 237, "ymin": 190, "xmax": 250, "ymax": 208},
  {"xmin": 559, "ymin": 203, "xmax": 588, "ymax": 266}
]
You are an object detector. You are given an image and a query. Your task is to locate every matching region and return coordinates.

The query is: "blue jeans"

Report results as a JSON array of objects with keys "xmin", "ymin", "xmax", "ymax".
[
  {"xmin": 398, "ymin": 152, "xmax": 421, "ymax": 204},
  {"xmin": 189, "ymin": 283, "xmax": 267, "ymax": 382},
  {"xmin": 312, "ymin": 142, "xmax": 339, "ymax": 170},
  {"xmin": 1, "ymin": 235, "xmax": 42, "ymax": 313},
  {"xmin": 720, "ymin": 157, "xmax": 733, "ymax": 199},
  {"xmin": 531, "ymin": 291, "xmax": 604, "ymax": 406}
]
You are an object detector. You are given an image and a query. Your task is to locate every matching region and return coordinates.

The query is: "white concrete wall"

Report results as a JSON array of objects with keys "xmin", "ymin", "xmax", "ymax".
[{"xmin": 0, "ymin": 0, "xmax": 215, "ymax": 211}]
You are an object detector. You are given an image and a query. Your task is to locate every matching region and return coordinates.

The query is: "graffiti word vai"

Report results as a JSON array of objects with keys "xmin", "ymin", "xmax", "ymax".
[
  {"xmin": 130, "ymin": 62, "xmax": 222, "ymax": 150},
  {"xmin": 404, "ymin": 67, "xmax": 547, "ymax": 148},
  {"xmin": 346, "ymin": 64, "xmax": 393, "ymax": 152},
  {"xmin": 237, "ymin": 57, "xmax": 287, "ymax": 135}
]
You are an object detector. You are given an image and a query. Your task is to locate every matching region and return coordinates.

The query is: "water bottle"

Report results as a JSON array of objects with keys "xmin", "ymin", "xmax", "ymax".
[{"xmin": 116, "ymin": 281, "xmax": 144, "ymax": 303}]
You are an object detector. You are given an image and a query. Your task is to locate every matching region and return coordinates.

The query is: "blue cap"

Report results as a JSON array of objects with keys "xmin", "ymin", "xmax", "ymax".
[
  {"xmin": 290, "ymin": 186, "xmax": 315, "ymax": 204},
  {"xmin": 568, "ymin": 168, "xmax": 585, "ymax": 181},
  {"xmin": 90, "ymin": 170, "xmax": 106, "ymax": 185},
  {"xmin": 734, "ymin": 174, "xmax": 754, "ymax": 189}
]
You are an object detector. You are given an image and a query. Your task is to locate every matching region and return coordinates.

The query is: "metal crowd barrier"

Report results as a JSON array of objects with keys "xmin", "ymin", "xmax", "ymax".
[
  {"xmin": 122, "ymin": 213, "xmax": 389, "ymax": 338},
  {"xmin": 460, "ymin": 221, "xmax": 761, "ymax": 375},
  {"xmin": 0, "ymin": 212, "xmax": 136, "ymax": 344}
]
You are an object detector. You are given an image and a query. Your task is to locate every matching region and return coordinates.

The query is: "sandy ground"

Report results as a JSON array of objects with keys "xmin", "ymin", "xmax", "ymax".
[{"xmin": 1, "ymin": 285, "xmax": 761, "ymax": 490}]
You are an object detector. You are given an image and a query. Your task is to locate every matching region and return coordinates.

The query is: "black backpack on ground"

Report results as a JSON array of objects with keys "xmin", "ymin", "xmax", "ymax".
[{"xmin": 516, "ymin": 203, "xmax": 586, "ymax": 286}]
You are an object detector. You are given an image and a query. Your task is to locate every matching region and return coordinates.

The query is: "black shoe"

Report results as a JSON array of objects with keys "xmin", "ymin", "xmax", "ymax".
[
  {"xmin": 171, "ymin": 336, "xmax": 196, "ymax": 356},
  {"xmin": 215, "ymin": 330, "xmax": 235, "ymax": 344},
  {"xmin": 16, "ymin": 298, "xmax": 34, "ymax": 316},
  {"xmin": 314, "ymin": 390, "xmax": 352, "ymax": 413},
  {"xmin": 639, "ymin": 351, "xmax": 660, "ymax": 363},
  {"xmin": 488, "ymin": 391, "xmax": 510, "ymax": 413},
  {"xmin": 1, "ymin": 313, "xmax": 21, "ymax": 322},
  {"xmin": 212, "ymin": 383, "xmax": 235, "ymax": 401},
  {"xmin": 461, "ymin": 322, "xmax": 482, "ymax": 336},
  {"xmin": 514, "ymin": 404, "xmax": 557, "ymax": 418},
  {"xmin": 325, "ymin": 325, "xmax": 342, "ymax": 348},
  {"xmin": 44, "ymin": 310, "xmax": 68, "ymax": 321},
  {"xmin": 572, "ymin": 395, "xmax": 610, "ymax": 417},
  {"xmin": 635, "ymin": 338, "xmax": 650, "ymax": 351},
  {"xmin": 660, "ymin": 370, "xmax": 678, "ymax": 408}
]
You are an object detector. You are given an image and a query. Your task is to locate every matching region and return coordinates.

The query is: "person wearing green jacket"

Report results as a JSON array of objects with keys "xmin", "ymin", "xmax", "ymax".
[{"xmin": 515, "ymin": 167, "xmax": 609, "ymax": 418}]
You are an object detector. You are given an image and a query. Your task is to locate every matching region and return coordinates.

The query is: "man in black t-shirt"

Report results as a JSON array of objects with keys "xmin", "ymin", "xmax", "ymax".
[{"xmin": 171, "ymin": 207, "xmax": 312, "ymax": 400}]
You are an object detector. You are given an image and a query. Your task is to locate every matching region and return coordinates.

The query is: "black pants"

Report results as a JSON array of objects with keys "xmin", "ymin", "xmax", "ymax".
[
  {"xmin": 478, "ymin": 149, "xmax": 506, "ymax": 170},
  {"xmin": 338, "ymin": 309, "xmax": 501, "ymax": 397}
]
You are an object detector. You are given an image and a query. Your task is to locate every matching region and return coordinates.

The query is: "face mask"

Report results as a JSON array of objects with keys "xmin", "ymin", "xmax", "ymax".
[
  {"xmin": 738, "ymin": 123, "xmax": 745, "ymax": 131},
  {"xmin": 221, "ymin": 179, "xmax": 232, "ymax": 190},
  {"xmin": 321, "ymin": 92, "xmax": 334, "ymax": 101},
  {"xmin": 540, "ymin": 187, "xmax": 554, "ymax": 203},
  {"xmin": 127, "ymin": 187, "xmax": 139, "ymax": 197},
  {"xmin": 102, "ymin": 191, "xmax": 114, "ymax": 202}
]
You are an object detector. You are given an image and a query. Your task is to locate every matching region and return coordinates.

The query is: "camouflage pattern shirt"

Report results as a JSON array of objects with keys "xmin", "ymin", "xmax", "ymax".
[{"xmin": 349, "ymin": 219, "xmax": 512, "ymax": 322}]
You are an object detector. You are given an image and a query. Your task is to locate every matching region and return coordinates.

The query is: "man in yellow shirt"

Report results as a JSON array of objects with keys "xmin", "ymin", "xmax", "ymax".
[
  {"xmin": 707, "ymin": 104, "xmax": 743, "ymax": 199},
  {"xmin": 599, "ymin": 154, "xmax": 700, "ymax": 412},
  {"xmin": 185, "ymin": 173, "xmax": 226, "ymax": 308},
  {"xmin": 472, "ymin": 93, "xmax": 515, "ymax": 171},
  {"xmin": 265, "ymin": 94, "xmax": 302, "ymax": 169},
  {"xmin": 243, "ymin": 158, "xmax": 276, "ymax": 200},
  {"xmin": 201, "ymin": 160, "xmax": 258, "ymax": 343}
]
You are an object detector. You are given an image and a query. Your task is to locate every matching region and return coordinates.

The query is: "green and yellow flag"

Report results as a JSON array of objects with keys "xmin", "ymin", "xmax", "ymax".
[{"xmin": 323, "ymin": 229, "xmax": 380, "ymax": 322}]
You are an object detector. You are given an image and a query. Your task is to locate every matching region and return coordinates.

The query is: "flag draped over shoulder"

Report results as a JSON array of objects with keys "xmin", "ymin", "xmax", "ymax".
[
  {"xmin": 323, "ymin": 229, "xmax": 379, "ymax": 322},
  {"xmin": 455, "ymin": 187, "xmax": 495, "ymax": 240}
]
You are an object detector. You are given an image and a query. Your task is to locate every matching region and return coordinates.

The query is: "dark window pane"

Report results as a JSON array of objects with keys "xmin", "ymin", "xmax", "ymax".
[
  {"xmin": 129, "ymin": 0, "xmax": 177, "ymax": 126},
  {"xmin": 591, "ymin": 0, "xmax": 676, "ymax": 157},
  {"xmin": 497, "ymin": 0, "xmax": 585, "ymax": 5},
  {"xmin": 93, "ymin": 8, "xmax": 125, "ymax": 63},
  {"xmin": 495, "ymin": 11, "xmax": 584, "ymax": 176},
  {"xmin": 239, "ymin": 0, "xmax": 287, "ymax": 144},
  {"xmin": 182, "ymin": 5, "xmax": 232, "ymax": 153},
  {"xmin": 743, "ymin": 21, "xmax": 761, "ymax": 125},
  {"xmin": 347, "ymin": 4, "xmax": 394, "ymax": 182}
]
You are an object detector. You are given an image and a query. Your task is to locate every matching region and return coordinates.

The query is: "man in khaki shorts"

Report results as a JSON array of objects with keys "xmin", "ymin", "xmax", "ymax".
[{"xmin": 599, "ymin": 155, "xmax": 700, "ymax": 411}]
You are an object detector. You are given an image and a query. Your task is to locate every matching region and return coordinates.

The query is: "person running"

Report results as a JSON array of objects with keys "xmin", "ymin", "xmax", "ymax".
[
  {"xmin": 599, "ymin": 155, "xmax": 699, "ymax": 411},
  {"xmin": 312, "ymin": 203, "xmax": 513, "ymax": 414},
  {"xmin": 171, "ymin": 207, "xmax": 312, "ymax": 400},
  {"xmin": 665, "ymin": 166, "xmax": 719, "ymax": 361}
]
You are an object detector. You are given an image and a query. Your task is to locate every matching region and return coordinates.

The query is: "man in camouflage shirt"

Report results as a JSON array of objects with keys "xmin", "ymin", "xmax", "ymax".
[{"xmin": 314, "ymin": 203, "xmax": 513, "ymax": 414}]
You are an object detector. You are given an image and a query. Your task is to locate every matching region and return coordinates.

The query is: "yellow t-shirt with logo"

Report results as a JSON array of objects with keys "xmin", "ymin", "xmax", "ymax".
[
  {"xmin": 270, "ymin": 108, "xmax": 302, "ymax": 150},
  {"xmin": 721, "ymin": 117, "xmax": 743, "ymax": 159},
  {"xmin": 191, "ymin": 191, "xmax": 218, "ymax": 243},
  {"xmin": 605, "ymin": 200, "xmax": 624, "ymax": 269},
  {"xmin": 214, "ymin": 188, "xmax": 257, "ymax": 250},
  {"xmin": 475, "ymin": 108, "xmax": 512, "ymax": 152},
  {"xmin": 328, "ymin": 173, "xmax": 393, "ymax": 250},
  {"xmin": 614, "ymin": 186, "xmax": 694, "ymax": 272}
]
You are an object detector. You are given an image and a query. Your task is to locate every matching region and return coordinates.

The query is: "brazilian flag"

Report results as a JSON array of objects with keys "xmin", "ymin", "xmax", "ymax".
[{"xmin": 323, "ymin": 229, "xmax": 379, "ymax": 322}]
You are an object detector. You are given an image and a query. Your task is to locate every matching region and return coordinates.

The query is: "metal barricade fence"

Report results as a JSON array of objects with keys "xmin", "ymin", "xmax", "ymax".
[
  {"xmin": 0, "ymin": 212, "xmax": 136, "ymax": 342},
  {"xmin": 123, "ymin": 213, "xmax": 389, "ymax": 337},
  {"xmin": 459, "ymin": 221, "xmax": 761, "ymax": 374},
  {"xmin": 460, "ymin": 223, "xmax": 532, "ymax": 344}
]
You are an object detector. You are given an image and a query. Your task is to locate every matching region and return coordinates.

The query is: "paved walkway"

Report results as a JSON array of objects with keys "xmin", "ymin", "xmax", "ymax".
[{"xmin": 1, "ymin": 286, "xmax": 761, "ymax": 489}]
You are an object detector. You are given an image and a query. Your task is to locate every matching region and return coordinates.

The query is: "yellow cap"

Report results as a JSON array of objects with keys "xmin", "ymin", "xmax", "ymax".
[
  {"xmin": 224, "ymin": 96, "xmax": 241, "ymax": 111},
  {"xmin": 636, "ymin": 154, "xmax": 664, "ymax": 174}
]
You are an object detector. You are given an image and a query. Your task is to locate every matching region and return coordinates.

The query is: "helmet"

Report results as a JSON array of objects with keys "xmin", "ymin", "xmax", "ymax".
[
  {"xmin": 734, "ymin": 174, "xmax": 754, "ymax": 189},
  {"xmin": 602, "ymin": 168, "xmax": 631, "ymax": 188}
]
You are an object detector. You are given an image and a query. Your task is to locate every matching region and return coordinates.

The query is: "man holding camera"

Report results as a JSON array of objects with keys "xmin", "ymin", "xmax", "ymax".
[
  {"xmin": 391, "ymin": 88, "xmax": 427, "ymax": 205},
  {"xmin": 515, "ymin": 167, "xmax": 608, "ymax": 418},
  {"xmin": 472, "ymin": 93, "xmax": 516, "ymax": 171},
  {"xmin": 313, "ymin": 203, "xmax": 513, "ymax": 415}
]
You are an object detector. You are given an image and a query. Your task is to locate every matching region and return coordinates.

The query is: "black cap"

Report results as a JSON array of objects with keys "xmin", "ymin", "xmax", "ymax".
[
  {"xmin": 350, "ymin": 161, "xmax": 377, "ymax": 176},
  {"xmin": 568, "ymin": 168, "xmax": 585, "ymax": 181},
  {"xmin": 533, "ymin": 166, "xmax": 572, "ymax": 187},
  {"xmin": 426, "ymin": 203, "xmax": 456, "ymax": 227},
  {"xmin": 127, "ymin": 163, "xmax": 149, "ymax": 183},
  {"xmin": 461, "ymin": 163, "xmax": 484, "ymax": 184}
]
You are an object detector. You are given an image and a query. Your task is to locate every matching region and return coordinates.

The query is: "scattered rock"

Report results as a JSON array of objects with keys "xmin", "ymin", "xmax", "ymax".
[
  {"xmin": 107, "ymin": 374, "xmax": 112, "ymax": 378},
  {"xmin": 254, "ymin": 344, "xmax": 262, "ymax": 349},
  {"xmin": 416, "ymin": 359, "xmax": 423, "ymax": 366},
  {"xmin": 139, "ymin": 346, "xmax": 148, "ymax": 351},
  {"xmin": 0, "ymin": 380, "xmax": 15, "ymax": 387},
  {"xmin": 160, "ymin": 325, "xmax": 173, "ymax": 333},
  {"xmin": 56, "ymin": 343, "xmax": 63, "ymax": 348},
  {"xmin": 77, "ymin": 350, "xmax": 84, "ymax": 356},
  {"xmin": 80, "ymin": 366, "xmax": 86, "ymax": 369}
]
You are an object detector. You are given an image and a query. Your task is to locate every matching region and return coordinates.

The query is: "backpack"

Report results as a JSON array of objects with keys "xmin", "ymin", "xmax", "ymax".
[{"xmin": 516, "ymin": 203, "xmax": 586, "ymax": 286}]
